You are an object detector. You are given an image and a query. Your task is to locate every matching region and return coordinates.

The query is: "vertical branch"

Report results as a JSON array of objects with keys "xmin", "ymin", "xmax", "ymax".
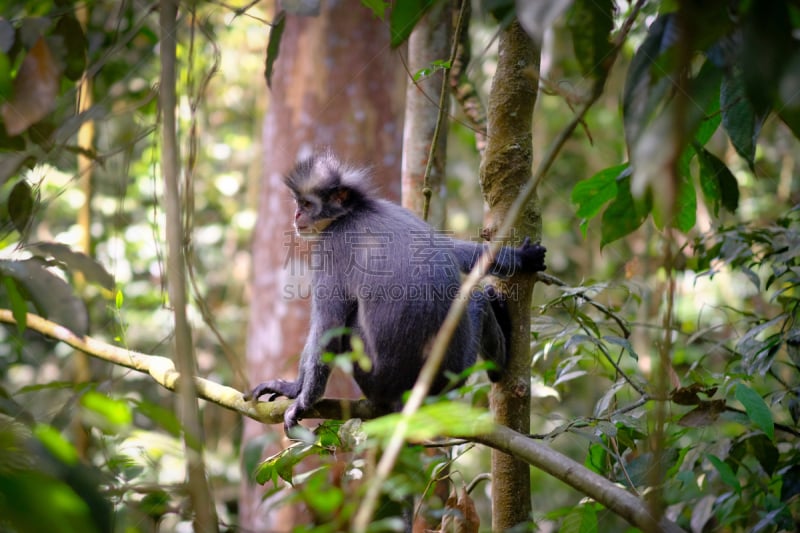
[
  {"xmin": 158, "ymin": 2, "xmax": 219, "ymax": 531},
  {"xmin": 72, "ymin": 2, "xmax": 94, "ymax": 460},
  {"xmin": 479, "ymin": 19, "xmax": 540, "ymax": 530}
]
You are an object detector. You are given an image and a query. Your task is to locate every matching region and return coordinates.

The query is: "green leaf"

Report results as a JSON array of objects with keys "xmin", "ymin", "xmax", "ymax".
[
  {"xmin": 695, "ymin": 145, "xmax": 738, "ymax": 215},
  {"xmin": 622, "ymin": 15, "xmax": 677, "ymax": 147},
  {"xmin": 600, "ymin": 175, "xmax": 648, "ymax": 246},
  {"xmin": 561, "ymin": 503, "xmax": 598, "ymax": 533},
  {"xmin": 8, "ymin": 179, "xmax": 33, "ymax": 233},
  {"xmin": 254, "ymin": 442, "xmax": 320, "ymax": 486},
  {"xmin": 0, "ymin": 258, "xmax": 88, "ymax": 336},
  {"xmin": 567, "ymin": 0, "xmax": 614, "ymax": 80},
  {"xmin": 603, "ymin": 335, "xmax": 638, "ymax": 361},
  {"xmin": 389, "ymin": 0, "xmax": 434, "ymax": 48},
  {"xmin": 694, "ymin": 86, "xmax": 721, "ymax": 147},
  {"xmin": 34, "ymin": 424, "xmax": 78, "ymax": 466},
  {"xmin": 584, "ymin": 442, "xmax": 606, "ymax": 475},
  {"xmin": 53, "ymin": 14, "xmax": 87, "ymax": 81},
  {"xmin": 746, "ymin": 434, "xmax": 778, "ymax": 476},
  {"xmin": 363, "ymin": 402, "xmax": 493, "ymax": 441},
  {"xmin": 28, "ymin": 242, "xmax": 115, "ymax": 290},
  {"xmin": 81, "ymin": 391, "xmax": 133, "ymax": 433},
  {"xmin": 3, "ymin": 276, "xmax": 27, "ymax": 334},
  {"xmin": 735, "ymin": 384, "xmax": 774, "ymax": 441},
  {"xmin": 264, "ymin": 10, "xmax": 285, "ymax": 89},
  {"xmin": 0, "ymin": 51, "xmax": 11, "ymax": 100},
  {"xmin": 673, "ymin": 170, "xmax": 697, "ymax": 232},
  {"xmin": 721, "ymin": 69, "xmax": 759, "ymax": 169},
  {"xmin": 572, "ymin": 163, "xmax": 625, "ymax": 220},
  {"xmin": 360, "ymin": 0, "xmax": 390, "ymax": 21},
  {"xmin": 781, "ymin": 465, "xmax": 800, "ymax": 503},
  {"xmin": 133, "ymin": 400, "xmax": 182, "ymax": 437},
  {"xmin": 707, "ymin": 453, "xmax": 741, "ymax": 492}
]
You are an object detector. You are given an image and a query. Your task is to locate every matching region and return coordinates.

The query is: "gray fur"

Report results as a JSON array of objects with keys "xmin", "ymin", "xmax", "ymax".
[{"xmin": 248, "ymin": 153, "xmax": 546, "ymax": 432}]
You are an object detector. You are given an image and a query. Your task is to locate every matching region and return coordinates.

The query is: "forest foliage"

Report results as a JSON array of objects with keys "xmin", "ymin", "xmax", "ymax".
[{"xmin": 0, "ymin": 0, "xmax": 799, "ymax": 532}]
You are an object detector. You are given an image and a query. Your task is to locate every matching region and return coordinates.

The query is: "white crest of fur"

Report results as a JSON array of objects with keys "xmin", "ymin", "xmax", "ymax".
[{"xmin": 292, "ymin": 150, "xmax": 371, "ymax": 197}]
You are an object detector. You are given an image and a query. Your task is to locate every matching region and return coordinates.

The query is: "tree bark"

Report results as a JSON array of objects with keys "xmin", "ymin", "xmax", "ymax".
[
  {"xmin": 479, "ymin": 19, "xmax": 541, "ymax": 531},
  {"xmin": 240, "ymin": 5, "xmax": 405, "ymax": 529},
  {"xmin": 401, "ymin": 2, "xmax": 452, "ymax": 226}
]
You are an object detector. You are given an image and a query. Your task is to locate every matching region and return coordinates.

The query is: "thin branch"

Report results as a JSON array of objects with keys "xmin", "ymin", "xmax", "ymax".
[
  {"xmin": 0, "ymin": 310, "xmax": 372, "ymax": 425},
  {"xmin": 537, "ymin": 272, "xmax": 631, "ymax": 338},
  {"xmin": 420, "ymin": 0, "xmax": 467, "ymax": 221},
  {"xmin": 159, "ymin": 1, "xmax": 218, "ymax": 529}
]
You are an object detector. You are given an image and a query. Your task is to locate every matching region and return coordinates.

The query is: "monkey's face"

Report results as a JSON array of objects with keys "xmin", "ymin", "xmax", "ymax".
[{"xmin": 292, "ymin": 195, "xmax": 336, "ymax": 238}]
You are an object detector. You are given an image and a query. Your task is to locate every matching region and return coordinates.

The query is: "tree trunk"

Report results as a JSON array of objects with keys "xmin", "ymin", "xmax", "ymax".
[
  {"xmin": 401, "ymin": 2, "xmax": 452, "ymax": 226},
  {"xmin": 239, "ymin": 6, "xmax": 405, "ymax": 530},
  {"xmin": 479, "ymin": 19, "xmax": 541, "ymax": 531}
]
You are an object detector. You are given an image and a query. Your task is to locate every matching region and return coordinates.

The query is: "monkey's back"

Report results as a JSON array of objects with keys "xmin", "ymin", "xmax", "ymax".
[{"xmin": 320, "ymin": 199, "xmax": 477, "ymax": 402}]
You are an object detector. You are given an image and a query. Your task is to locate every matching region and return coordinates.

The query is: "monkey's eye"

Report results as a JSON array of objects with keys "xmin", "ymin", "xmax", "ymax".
[{"xmin": 299, "ymin": 199, "xmax": 313, "ymax": 211}]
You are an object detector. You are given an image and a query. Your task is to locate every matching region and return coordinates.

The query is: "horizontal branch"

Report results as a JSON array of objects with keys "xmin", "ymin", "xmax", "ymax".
[
  {"xmin": 0, "ymin": 310, "xmax": 375, "ymax": 424},
  {"xmin": 473, "ymin": 427, "xmax": 684, "ymax": 533},
  {"xmin": 1, "ymin": 309, "xmax": 684, "ymax": 532}
]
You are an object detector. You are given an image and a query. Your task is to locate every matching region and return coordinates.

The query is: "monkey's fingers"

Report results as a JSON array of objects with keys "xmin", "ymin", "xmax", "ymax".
[
  {"xmin": 247, "ymin": 381, "xmax": 285, "ymax": 402},
  {"xmin": 519, "ymin": 239, "xmax": 547, "ymax": 272}
]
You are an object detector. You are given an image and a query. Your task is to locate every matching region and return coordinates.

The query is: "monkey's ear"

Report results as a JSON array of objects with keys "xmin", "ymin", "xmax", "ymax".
[{"xmin": 330, "ymin": 187, "xmax": 351, "ymax": 207}]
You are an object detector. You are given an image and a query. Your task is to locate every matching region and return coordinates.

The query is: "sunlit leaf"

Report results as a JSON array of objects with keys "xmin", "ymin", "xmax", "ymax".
[
  {"xmin": 389, "ymin": 0, "xmax": 434, "ymax": 48},
  {"xmin": 140, "ymin": 491, "xmax": 170, "ymax": 520},
  {"xmin": 360, "ymin": 0, "xmax": 390, "ymax": 21},
  {"xmin": 2, "ymin": 276, "xmax": 27, "ymax": 334},
  {"xmin": 571, "ymin": 163, "xmax": 625, "ymax": 236},
  {"xmin": 81, "ymin": 391, "xmax": 133, "ymax": 433},
  {"xmin": 34, "ymin": 424, "xmax": 78, "ymax": 466},
  {"xmin": 363, "ymin": 402, "xmax": 493, "ymax": 441}
]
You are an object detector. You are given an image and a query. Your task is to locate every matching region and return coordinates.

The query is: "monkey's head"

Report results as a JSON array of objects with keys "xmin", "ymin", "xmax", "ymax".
[{"xmin": 285, "ymin": 152, "xmax": 372, "ymax": 238}]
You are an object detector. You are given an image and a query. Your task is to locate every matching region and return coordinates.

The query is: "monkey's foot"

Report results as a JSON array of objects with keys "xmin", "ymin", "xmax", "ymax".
[
  {"xmin": 486, "ymin": 285, "xmax": 511, "ymax": 382},
  {"xmin": 245, "ymin": 379, "xmax": 301, "ymax": 402}
]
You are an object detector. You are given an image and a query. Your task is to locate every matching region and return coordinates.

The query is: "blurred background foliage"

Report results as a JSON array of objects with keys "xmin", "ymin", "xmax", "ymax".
[{"xmin": 0, "ymin": 0, "xmax": 798, "ymax": 531}]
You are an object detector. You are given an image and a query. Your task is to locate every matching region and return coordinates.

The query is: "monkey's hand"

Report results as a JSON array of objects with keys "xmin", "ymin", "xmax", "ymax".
[
  {"xmin": 517, "ymin": 237, "xmax": 546, "ymax": 273},
  {"xmin": 245, "ymin": 379, "xmax": 301, "ymax": 402}
]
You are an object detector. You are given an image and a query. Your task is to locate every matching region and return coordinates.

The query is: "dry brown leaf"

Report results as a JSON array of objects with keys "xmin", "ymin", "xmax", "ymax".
[{"xmin": 2, "ymin": 38, "xmax": 60, "ymax": 135}]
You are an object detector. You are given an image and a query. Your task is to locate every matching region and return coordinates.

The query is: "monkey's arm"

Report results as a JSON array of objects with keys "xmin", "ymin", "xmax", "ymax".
[
  {"xmin": 247, "ymin": 296, "xmax": 348, "ymax": 431},
  {"xmin": 453, "ymin": 237, "xmax": 546, "ymax": 277}
]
